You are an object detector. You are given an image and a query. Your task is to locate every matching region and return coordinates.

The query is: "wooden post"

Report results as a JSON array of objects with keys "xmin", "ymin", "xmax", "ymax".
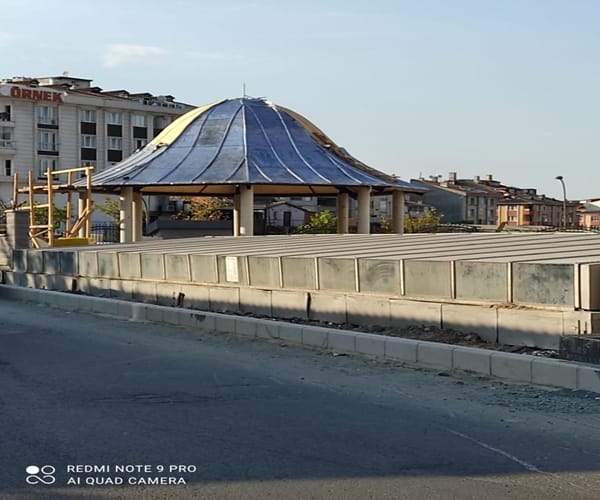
[
  {"xmin": 65, "ymin": 172, "xmax": 73, "ymax": 234},
  {"xmin": 85, "ymin": 166, "xmax": 92, "ymax": 238},
  {"xmin": 47, "ymin": 169, "xmax": 54, "ymax": 246},
  {"xmin": 12, "ymin": 172, "xmax": 18, "ymax": 208}
]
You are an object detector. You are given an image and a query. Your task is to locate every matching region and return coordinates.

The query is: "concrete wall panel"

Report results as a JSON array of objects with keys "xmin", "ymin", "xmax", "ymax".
[
  {"xmin": 27, "ymin": 251, "xmax": 44, "ymax": 274},
  {"xmin": 164, "ymin": 254, "xmax": 191, "ymax": 282},
  {"xmin": 498, "ymin": 308, "xmax": 564, "ymax": 349},
  {"xmin": 455, "ymin": 261, "xmax": 507, "ymax": 302},
  {"xmin": 97, "ymin": 252, "xmax": 119, "ymax": 278},
  {"xmin": 209, "ymin": 286, "xmax": 240, "ymax": 313},
  {"xmin": 441, "ymin": 303, "xmax": 498, "ymax": 343},
  {"xmin": 358, "ymin": 259, "xmax": 401, "ymax": 295},
  {"xmin": 346, "ymin": 295, "xmax": 390, "ymax": 327},
  {"xmin": 271, "ymin": 289, "xmax": 309, "ymax": 319},
  {"xmin": 318, "ymin": 258, "xmax": 356, "ymax": 292},
  {"xmin": 118, "ymin": 253, "xmax": 141, "ymax": 279},
  {"xmin": 217, "ymin": 256, "xmax": 248, "ymax": 285},
  {"xmin": 404, "ymin": 260, "xmax": 451, "ymax": 298},
  {"xmin": 309, "ymin": 292, "xmax": 346, "ymax": 323},
  {"xmin": 248, "ymin": 256, "xmax": 280, "ymax": 288},
  {"xmin": 580, "ymin": 263, "xmax": 600, "ymax": 311},
  {"xmin": 513, "ymin": 263, "xmax": 573, "ymax": 306},
  {"xmin": 389, "ymin": 299, "xmax": 442, "ymax": 328},
  {"xmin": 240, "ymin": 287, "xmax": 272, "ymax": 316},
  {"xmin": 189, "ymin": 255, "xmax": 218, "ymax": 283},
  {"xmin": 281, "ymin": 257, "xmax": 316, "ymax": 290},
  {"xmin": 141, "ymin": 254, "xmax": 165, "ymax": 280}
]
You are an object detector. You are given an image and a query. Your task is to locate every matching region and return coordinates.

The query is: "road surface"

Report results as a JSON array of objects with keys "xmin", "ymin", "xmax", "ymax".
[{"xmin": 1, "ymin": 298, "xmax": 599, "ymax": 499}]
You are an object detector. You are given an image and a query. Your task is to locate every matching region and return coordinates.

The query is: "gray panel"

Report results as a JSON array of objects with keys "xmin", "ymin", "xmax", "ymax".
[
  {"xmin": 358, "ymin": 259, "xmax": 401, "ymax": 295},
  {"xmin": 164, "ymin": 254, "xmax": 191, "ymax": 282},
  {"xmin": 455, "ymin": 261, "xmax": 507, "ymax": 302},
  {"xmin": 141, "ymin": 253, "xmax": 165, "ymax": 280},
  {"xmin": 404, "ymin": 260, "xmax": 451, "ymax": 298},
  {"xmin": 248, "ymin": 256, "xmax": 280, "ymax": 288},
  {"xmin": 318, "ymin": 258, "xmax": 356, "ymax": 292},
  {"xmin": 281, "ymin": 257, "xmax": 316, "ymax": 290},
  {"xmin": 513, "ymin": 263, "xmax": 573, "ymax": 306},
  {"xmin": 79, "ymin": 251, "xmax": 98, "ymax": 277},
  {"xmin": 27, "ymin": 251, "xmax": 44, "ymax": 274},
  {"xmin": 97, "ymin": 252, "xmax": 119, "ymax": 278},
  {"xmin": 190, "ymin": 254, "xmax": 218, "ymax": 283},
  {"xmin": 118, "ymin": 253, "xmax": 141, "ymax": 279},
  {"xmin": 42, "ymin": 251, "xmax": 61, "ymax": 274},
  {"xmin": 60, "ymin": 251, "xmax": 78, "ymax": 276},
  {"xmin": 216, "ymin": 256, "xmax": 248, "ymax": 285}
]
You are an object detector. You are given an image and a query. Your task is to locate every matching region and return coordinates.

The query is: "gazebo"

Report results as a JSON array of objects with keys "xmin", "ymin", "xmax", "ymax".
[{"xmin": 81, "ymin": 97, "xmax": 425, "ymax": 241}]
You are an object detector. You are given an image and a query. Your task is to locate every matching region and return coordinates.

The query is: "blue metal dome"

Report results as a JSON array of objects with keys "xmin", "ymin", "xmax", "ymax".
[{"xmin": 88, "ymin": 97, "xmax": 422, "ymax": 195}]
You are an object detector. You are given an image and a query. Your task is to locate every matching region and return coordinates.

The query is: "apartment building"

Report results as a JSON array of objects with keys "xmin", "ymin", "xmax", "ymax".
[
  {"xmin": 496, "ymin": 187, "xmax": 578, "ymax": 227},
  {"xmin": 577, "ymin": 200, "xmax": 600, "ymax": 229},
  {"xmin": 0, "ymin": 74, "xmax": 194, "ymax": 203}
]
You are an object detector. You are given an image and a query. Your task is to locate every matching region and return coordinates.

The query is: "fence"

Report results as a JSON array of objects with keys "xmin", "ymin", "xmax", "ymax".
[{"xmin": 91, "ymin": 223, "xmax": 119, "ymax": 243}]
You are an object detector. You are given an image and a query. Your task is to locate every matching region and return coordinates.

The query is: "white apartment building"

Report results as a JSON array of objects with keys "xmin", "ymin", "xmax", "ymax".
[{"xmin": 0, "ymin": 74, "xmax": 195, "ymax": 204}]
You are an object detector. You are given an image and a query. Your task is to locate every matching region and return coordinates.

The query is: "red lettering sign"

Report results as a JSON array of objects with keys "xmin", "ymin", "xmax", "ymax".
[{"xmin": 9, "ymin": 85, "xmax": 63, "ymax": 103}]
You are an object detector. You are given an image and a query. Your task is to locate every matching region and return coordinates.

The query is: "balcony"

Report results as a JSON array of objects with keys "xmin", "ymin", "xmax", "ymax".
[{"xmin": 0, "ymin": 139, "xmax": 16, "ymax": 153}]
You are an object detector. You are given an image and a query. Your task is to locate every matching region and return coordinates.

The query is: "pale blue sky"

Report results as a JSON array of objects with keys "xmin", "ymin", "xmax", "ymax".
[{"xmin": 2, "ymin": 0, "xmax": 598, "ymax": 200}]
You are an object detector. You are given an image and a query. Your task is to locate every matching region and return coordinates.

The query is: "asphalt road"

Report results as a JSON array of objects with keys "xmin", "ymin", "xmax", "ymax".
[{"xmin": 1, "ymin": 298, "xmax": 600, "ymax": 499}]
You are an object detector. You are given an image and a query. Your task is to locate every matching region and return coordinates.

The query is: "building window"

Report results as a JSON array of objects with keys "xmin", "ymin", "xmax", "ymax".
[
  {"xmin": 38, "ymin": 131, "xmax": 58, "ymax": 151},
  {"xmin": 81, "ymin": 109, "xmax": 96, "ymax": 123},
  {"xmin": 81, "ymin": 135, "xmax": 97, "ymax": 148},
  {"xmin": 107, "ymin": 137, "xmax": 122, "ymax": 150},
  {"xmin": 37, "ymin": 106, "xmax": 58, "ymax": 125},
  {"xmin": 37, "ymin": 157, "xmax": 57, "ymax": 179},
  {"xmin": 132, "ymin": 114, "xmax": 147, "ymax": 127},
  {"xmin": 0, "ymin": 105, "xmax": 10, "ymax": 121},
  {"xmin": 80, "ymin": 160, "xmax": 96, "ymax": 178},
  {"xmin": 4, "ymin": 159, "xmax": 11, "ymax": 176},
  {"xmin": 0, "ymin": 126, "xmax": 12, "ymax": 148},
  {"xmin": 134, "ymin": 138, "xmax": 147, "ymax": 150},
  {"xmin": 106, "ymin": 112, "xmax": 122, "ymax": 125}
]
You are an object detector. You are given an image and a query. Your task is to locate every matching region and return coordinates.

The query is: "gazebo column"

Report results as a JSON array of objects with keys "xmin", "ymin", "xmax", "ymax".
[
  {"xmin": 77, "ymin": 192, "xmax": 87, "ymax": 238},
  {"xmin": 119, "ymin": 186, "xmax": 133, "ymax": 243},
  {"xmin": 233, "ymin": 189, "xmax": 241, "ymax": 236},
  {"xmin": 392, "ymin": 190, "xmax": 405, "ymax": 235},
  {"xmin": 336, "ymin": 192, "xmax": 349, "ymax": 234},
  {"xmin": 132, "ymin": 191, "xmax": 144, "ymax": 242},
  {"xmin": 357, "ymin": 187, "xmax": 371, "ymax": 234},
  {"xmin": 239, "ymin": 185, "xmax": 254, "ymax": 236}
]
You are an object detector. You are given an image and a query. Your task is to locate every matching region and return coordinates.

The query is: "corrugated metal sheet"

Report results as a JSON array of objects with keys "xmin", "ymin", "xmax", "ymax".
[{"xmin": 85, "ymin": 98, "xmax": 423, "ymax": 193}]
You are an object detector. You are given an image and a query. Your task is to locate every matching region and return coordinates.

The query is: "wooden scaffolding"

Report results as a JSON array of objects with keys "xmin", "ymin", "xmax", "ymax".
[{"xmin": 13, "ymin": 165, "xmax": 95, "ymax": 248}]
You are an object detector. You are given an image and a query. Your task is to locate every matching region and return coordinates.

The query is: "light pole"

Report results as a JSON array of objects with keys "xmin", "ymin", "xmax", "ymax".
[{"xmin": 555, "ymin": 175, "xmax": 567, "ymax": 229}]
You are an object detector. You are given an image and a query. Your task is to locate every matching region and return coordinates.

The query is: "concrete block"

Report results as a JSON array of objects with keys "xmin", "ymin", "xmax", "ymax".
[
  {"xmin": 441, "ymin": 303, "xmax": 498, "ymax": 343},
  {"xmin": 130, "ymin": 303, "xmax": 150, "ymax": 322},
  {"xmin": 43, "ymin": 251, "xmax": 61, "ymax": 275},
  {"xmin": 89, "ymin": 297, "xmax": 119, "ymax": 316},
  {"xmin": 416, "ymin": 341, "xmax": 454, "ymax": 370},
  {"xmin": 577, "ymin": 365, "xmax": 600, "ymax": 393},
  {"xmin": 179, "ymin": 311, "xmax": 216, "ymax": 331},
  {"xmin": 256, "ymin": 321, "xmax": 280, "ymax": 340},
  {"xmin": 12, "ymin": 249, "xmax": 27, "ymax": 272},
  {"xmin": 452, "ymin": 346, "xmax": 492, "ymax": 375},
  {"xmin": 217, "ymin": 256, "xmax": 248, "ymax": 285},
  {"xmin": 309, "ymin": 292, "xmax": 346, "ymax": 324},
  {"xmin": 490, "ymin": 352, "xmax": 532, "ymax": 382},
  {"xmin": 60, "ymin": 251, "xmax": 78, "ymax": 276},
  {"xmin": 132, "ymin": 281, "xmax": 157, "ymax": 303},
  {"xmin": 74, "ymin": 292, "xmax": 94, "ymax": 313},
  {"xmin": 209, "ymin": 287, "xmax": 240, "ymax": 313},
  {"xmin": 455, "ymin": 261, "xmax": 508, "ymax": 302},
  {"xmin": 116, "ymin": 300, "xmax": 133, "ymax": 320},
  {"xmin": 155, "ymin": 284, "xmax": 183, "ymax": 307},
  {"xmin": 498, "ymin": 308, "xmax": 563, "ymax": 350},
  {"xmin": 97, "ymin": 252, "xmax": 119, "ymax": 278},
  {"xmin": 384, "ymin": 338, "xmax": 418, "ymax": 363},
  {"xmin": 389, "ymin": 299, "xmax": 441, "ymax": 328},
  {"xmin": 165, "ymin": 254, "xmax": 191, "ymax": 282},
  {"xmin": 215, "ymin": 314, "xmax": 236, "ymax": 334},
  {"xmin": 355, "ymin": 332, "xmax": 386, "ymax": 357},
  {"xmin": 80, "ymin": 277, "xmax": 110, "ymax": 297},
  {"xmin": 145, "ymin": 305, "xmax": 164, "ymax": 323},
  {"xmin": 162, "ymin": 307, "xmax": 182, "ymax": 326},
  {"xmin": 109, "ymin": 279, "xmax": 133, "ymax": 300},
  {"xmin": 404, "ymin": 260, "xmax": 451, "ymax": 299},
  {"xmin": 235, "ymin": 317, "xmax": 257, "ymax": 337},
  {"xmin": 279, "ymin": 323, "xmax": 303, "ymax": 344},
  {"xmin": 78, "ymin": 252, "xmax": 98, "ymax": 277},
  {"xmin": 301, "ymin": 326, "xmax": 329, "ymax": 348},
  {"xmin": 118, "ymin": 253, "xmax": 141, "ymax": 279},
  {"xmin": 240, "ymin": 287, "xmax": 271, "ymax": 316},
  {"xmin": 179, "ymin": 285, "xmax": 209, "ymax": 310},
  {"xmin": 141, "ymin": 253, "xmax": 165, "ymax": 280},
  {"xmin": 327, "ymin": 330, "xmax": 355, "ymax": 354},
  {"xmin": 580, "ymin": 263, "xmax": 600, "ymax": 311},
  {"xmin": 513, "ymin": 263, "xmax": 574, "ymax": 307},
  {"xmin": 346, "ymin": 295, "xmax": 390, "ymax": 327},
  {"xmin": 318, "ymin": 258, "xmax": 356, "ymax": 292},
  {"xmin": 271, "ymin": 290, "xmax": 308, "ymax": 319},
  {"xmin": 358, "ymin": 259, "xmax": 401, "ymax": 295},
  {"xmin": 27, "ymin": 251, "xmax": 44, "ymax": 274},
  {"xmin": 248, "ymin": 256, "xmax": 281, "ymax": 288},
  {"xmin": 281, "ymin": 257, "xmax": 317, "ymax": 290},
  {"xmin": 189, "ymin": 255, "xmax": 218, "ymax": 283},
  {"xmin": 531, "ymin": 358, "xmax": 577, "ymax": 390}
]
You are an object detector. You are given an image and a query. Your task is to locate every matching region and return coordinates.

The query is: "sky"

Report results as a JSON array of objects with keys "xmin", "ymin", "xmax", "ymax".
[{"xmin": 1, "ymin": 0, "xmax": 598, "ymax": 200}]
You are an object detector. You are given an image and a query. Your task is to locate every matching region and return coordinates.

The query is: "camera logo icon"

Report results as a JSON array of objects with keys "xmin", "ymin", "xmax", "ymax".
[{"xmin": 25, "ymin": 465, "xmax": 56, "ymax": 485}]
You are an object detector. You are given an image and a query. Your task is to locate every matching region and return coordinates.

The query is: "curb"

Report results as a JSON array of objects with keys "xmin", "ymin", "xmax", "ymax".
[{"xmin": 2, "ymin": 284, "xmax": 599, "ymax": 394}]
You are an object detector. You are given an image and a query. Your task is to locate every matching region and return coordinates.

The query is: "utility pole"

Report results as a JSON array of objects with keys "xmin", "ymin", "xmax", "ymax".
[{"xmin": 555, "ymin": 175, "xmax": 567, "ymax": 229}]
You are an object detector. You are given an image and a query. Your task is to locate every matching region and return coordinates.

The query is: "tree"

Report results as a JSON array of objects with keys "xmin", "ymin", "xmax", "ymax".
[
  {"xmin": 172, "ymin": 197, "xmax": 231, "ymax": 221},
  {"xmin": 96, "ymin": 197, "xmax": 121, "ymax": 223},
  {"xmin": 295, "ymin": 210, "xmax": 337, "ymax": 234},
  {"xmin": 404, "ymin": 208, "xmax": 441, "ymax": 233}
]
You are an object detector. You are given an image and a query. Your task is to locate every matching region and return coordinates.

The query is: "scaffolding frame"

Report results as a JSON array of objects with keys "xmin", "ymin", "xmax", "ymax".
[{"xmin": 14, "ymin": 166, "xmax": 95, "ymax": 248}]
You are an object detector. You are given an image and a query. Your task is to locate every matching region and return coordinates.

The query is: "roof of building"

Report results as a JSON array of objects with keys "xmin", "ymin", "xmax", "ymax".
[{"xmin": 83, "ymin": 97, "xmax": 425, "ymax": 196}]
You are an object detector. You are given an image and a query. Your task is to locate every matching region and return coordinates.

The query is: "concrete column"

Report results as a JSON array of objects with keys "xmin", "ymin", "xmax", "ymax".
[
  {"xmin": 132, "ymin": 191, "xmax": 144, "ymax": 242},
  {"xmin": 336, "ymin": 192, "xmax": 349, "ymax": 234},
  {"xmin": 77, "ymin": 192, "xmax": 87, "ymax": 237},
  {"xmin": 233, "ymin": 189, "xmax": 241, "ymax": 237},
  {"xmin": 5, "ymin": 210, "xmax": 29, "ymax": 249},
  {"xmin": 239, "ymin": 185, "xmax": 254, "ymax": 236},
  {"xmin": 357, "ymin": 187, "xmax": 371, "ymax": 234},
  {"xmin": 392, "ymin": 190, "xmax": 405, "ymax": 235},
  {"xmin": 119, "ymin": 187, "xmax": 133, "ymax": 243}
]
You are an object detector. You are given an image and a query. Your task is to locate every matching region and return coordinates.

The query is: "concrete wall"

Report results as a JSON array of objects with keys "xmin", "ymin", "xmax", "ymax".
[{"xmin": 0, "ymin": 235, "xmax": 9, "ymax": 266}]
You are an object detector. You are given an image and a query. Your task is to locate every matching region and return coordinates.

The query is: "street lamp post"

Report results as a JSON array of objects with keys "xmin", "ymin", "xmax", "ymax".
[{"xmin": 555, "ymin": 175, "xmax": 567, "ymax": 229}]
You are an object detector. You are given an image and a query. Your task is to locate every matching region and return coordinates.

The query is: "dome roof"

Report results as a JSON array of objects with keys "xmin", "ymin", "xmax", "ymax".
[{"xmin": 87, "ymin": 97, "xmax": 423, "ymax": 195}]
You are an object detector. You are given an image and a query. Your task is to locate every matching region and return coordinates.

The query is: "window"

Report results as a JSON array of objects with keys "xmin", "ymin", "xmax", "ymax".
[
  {"xmin": 0, "ymin": 126, "xmax": 12, "ymax": 148},
  {"xmin": 106, "ymin": 111, "xmax": 122, "ymax": 125},
  {"xmin": 134, "ymin": 138, "xmax": 147, "ymax": 150},
  {"xmin": 107, "ymin": 137, "xmax": 122, "ymax": 150},
  {"xmin": 80, "ymin": 160, "xmax": 96, "ymax": 178},
  {"xmin": 4, "ymin": 159, "xmax": 11, "ymax": 176},
  {"xmin": 81, "ymin": 135, "xmax": 97, "ymax": 148},
  {"xmin": 38, "ymin": 131, "xmax": 58, "ymax": 151},
  {"xmin": 37, "ymin": 157, "xmax": 57, "ymax": 179},
  {"xmin": 132, "ymin": 114, "xmax": 147, "ymax": 127},
  {"xmin": 81, "ymin": 109, "xmax": 96, "ymax": 123},
  {"xmin": 37, "ymin": 106, "xmax": 58, "ymax": 125}
]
